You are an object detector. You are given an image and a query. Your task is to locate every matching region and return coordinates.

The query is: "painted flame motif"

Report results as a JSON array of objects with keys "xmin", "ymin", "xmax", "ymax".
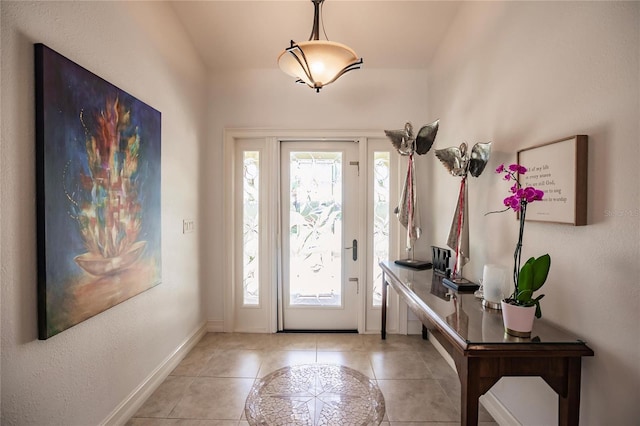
[{"xmin": 71, "ymin": 97, "xmax": 142, "ymax": 259}]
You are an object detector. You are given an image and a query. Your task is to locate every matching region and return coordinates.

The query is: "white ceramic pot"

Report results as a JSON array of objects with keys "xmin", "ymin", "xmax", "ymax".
[{"xmin": 501, "ymin": 300, "xmax": 536, "ymax": 338}]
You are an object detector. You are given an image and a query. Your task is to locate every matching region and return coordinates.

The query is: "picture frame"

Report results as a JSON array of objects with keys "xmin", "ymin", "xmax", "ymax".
[
  {"xmin": 35, "ymin": 44, "xmax": 162, "ymax": 339},
  {"xmin": 517, "ymin": 135, "xmax": 588, "ymax": 226}
]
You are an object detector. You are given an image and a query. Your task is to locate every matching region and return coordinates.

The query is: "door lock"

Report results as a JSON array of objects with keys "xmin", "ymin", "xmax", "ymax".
[
  {"xmin": 345, "ymin": 239, "xmax": 357, "ymax": 261},
  {"xmin": 349, "ymin": 277, "xmax": 359, "ymax": 294}
]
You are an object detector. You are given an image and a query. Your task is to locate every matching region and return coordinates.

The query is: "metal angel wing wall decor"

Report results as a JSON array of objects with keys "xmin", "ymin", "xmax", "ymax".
[
  {"xmin": 435, "ymin": 142, "xmax": 491, "ymax": 281},
  {"xmin": 384, "ymin": 120, "xmax": 439, "ymax": 268}
]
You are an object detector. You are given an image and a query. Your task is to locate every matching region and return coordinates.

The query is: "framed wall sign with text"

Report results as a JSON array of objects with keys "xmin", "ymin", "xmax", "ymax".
[{"xmin": 517, "ymin": 135, "xmax": 588, "ymax": 225}]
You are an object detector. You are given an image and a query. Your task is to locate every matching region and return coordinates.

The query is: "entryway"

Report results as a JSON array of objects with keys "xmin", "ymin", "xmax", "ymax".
[{"xmin": 223, "ymin": 130, "xmax": 402, "ymax": 334}]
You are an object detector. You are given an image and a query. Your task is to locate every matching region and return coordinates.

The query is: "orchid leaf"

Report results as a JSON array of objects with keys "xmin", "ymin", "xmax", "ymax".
[
  {"xmin": 534, "ymin": 300, "xmax": 542, "ymax": 318},
  {"xmin": 516, "ymin": 259, "xmax": 534, "ymax": 303},
  {"xmin": 531, "ymin": 254, "xmax": 551, "ymax": 291}
]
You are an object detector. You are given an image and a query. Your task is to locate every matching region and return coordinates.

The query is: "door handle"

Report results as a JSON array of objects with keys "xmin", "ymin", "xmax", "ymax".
[{"xmin": 345, "ymin": 239, "xmax": 357, "ymax": 261}]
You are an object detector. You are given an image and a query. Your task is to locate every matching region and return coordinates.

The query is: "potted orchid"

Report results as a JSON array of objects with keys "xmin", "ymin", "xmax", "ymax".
[{"xmin": 490, "ymin": 164, "xmax": 551, "ymax": 337}]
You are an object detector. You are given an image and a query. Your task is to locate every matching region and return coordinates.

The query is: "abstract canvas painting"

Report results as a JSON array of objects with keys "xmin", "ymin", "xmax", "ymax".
[{"xmin": 35, "ymin": 44, "xmax": 162, "ymax": 339}]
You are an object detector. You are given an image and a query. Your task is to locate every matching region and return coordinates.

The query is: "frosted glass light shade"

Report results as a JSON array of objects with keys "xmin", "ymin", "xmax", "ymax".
[{"xmin": 278, "ymin": 40, "xmax": 361, "ymax": 91}]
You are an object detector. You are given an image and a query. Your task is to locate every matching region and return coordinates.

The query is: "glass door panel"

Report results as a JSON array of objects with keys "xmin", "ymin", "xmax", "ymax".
[{"xmin": 288, "ymin": 151, "xmax": 343, "ymax": 307}]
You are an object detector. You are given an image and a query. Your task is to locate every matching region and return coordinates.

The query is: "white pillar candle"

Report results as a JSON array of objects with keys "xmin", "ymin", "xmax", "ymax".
[{"xmin": 482, "ymin": 264, "xmax": 508, "ymax": 303}]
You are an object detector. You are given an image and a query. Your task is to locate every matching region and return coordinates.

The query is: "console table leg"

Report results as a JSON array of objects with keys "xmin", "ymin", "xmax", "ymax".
[
  {"xmin": 558, "ymin": 358, "xmax": 582, "ymax": 426},
  {"xmin": 381, "ymin": 273, "xmax": 388, "ymax": 340},
  {"xmin": 458, "ymin": 358, "xmax": 480, "ymax": 425}
]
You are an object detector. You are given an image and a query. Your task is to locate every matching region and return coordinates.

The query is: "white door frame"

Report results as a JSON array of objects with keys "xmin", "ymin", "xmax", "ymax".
[
  {"xmin": 222, "ymin": 129, "xmax": 402, "ymax": 334},
  {"xmin": 280, "ymin": 141, "xmax": 360, "ymax": 331}
]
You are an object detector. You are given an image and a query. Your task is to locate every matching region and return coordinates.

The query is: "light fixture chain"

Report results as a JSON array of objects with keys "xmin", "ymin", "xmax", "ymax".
[
  {"xmin": 308, "ymin": 0, "xmax": 322, "ymax": 41},
  {"xmin": 320, "ymin": 0, "xmax": 329, "ymax": 41}
]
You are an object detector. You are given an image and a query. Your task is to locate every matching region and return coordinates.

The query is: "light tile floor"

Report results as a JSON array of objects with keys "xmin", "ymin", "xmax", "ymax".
[{"xmin": 127, "ymin": 333, "xmax": 498, "ymax": 426}]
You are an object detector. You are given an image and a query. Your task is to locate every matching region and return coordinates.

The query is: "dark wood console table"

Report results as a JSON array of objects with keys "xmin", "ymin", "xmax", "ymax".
[{"xmin": 380, "ymin": 261, "xmax": 594, "ymax": 426}]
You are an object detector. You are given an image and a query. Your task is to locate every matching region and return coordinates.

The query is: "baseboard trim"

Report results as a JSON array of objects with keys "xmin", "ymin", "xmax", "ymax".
[
  {"xmin": 100, "ymin": 322, "xmax": 208, "ymax": 426},
  {"xmin": 480, "ymin": 391, "xmax": 521, "ymax": 426},
  {"xmin": 427, "ymin": 331, "xmax": 456, "ymax": 369}
]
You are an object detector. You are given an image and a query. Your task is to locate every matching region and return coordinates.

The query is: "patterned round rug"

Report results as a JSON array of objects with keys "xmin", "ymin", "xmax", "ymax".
[{"xmin": 245, "ymin": 364, "xmax": 385, "ymax": 425}]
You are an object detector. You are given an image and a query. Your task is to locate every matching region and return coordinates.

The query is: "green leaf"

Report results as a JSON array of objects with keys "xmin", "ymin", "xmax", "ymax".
[
  {"xmin": 517, "ymin": 261, "xmax": 534, "ymax": 302},
  {"xmin": 531, "ymin": 254, "xmax": 551, "ymax": 291}
]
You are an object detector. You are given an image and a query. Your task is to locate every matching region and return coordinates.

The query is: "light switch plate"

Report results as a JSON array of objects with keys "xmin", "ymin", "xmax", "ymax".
[{"xmin": 183, "ymin": 219, "xmax": 195, "ymax": 234}]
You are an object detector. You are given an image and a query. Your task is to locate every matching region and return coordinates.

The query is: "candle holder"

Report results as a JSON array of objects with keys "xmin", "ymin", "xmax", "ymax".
[{"xmin": 481, "ymin": 264, "xmax": 509, "ymax": 310}]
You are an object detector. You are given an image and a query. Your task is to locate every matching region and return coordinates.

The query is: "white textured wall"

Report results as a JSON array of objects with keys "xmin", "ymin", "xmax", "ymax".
[
  {"xmin": 0, "ymin": 1, "xmax": 207, "ymax": 424},
  {"xmin": 426, "ymin": 2, "xmax": 640, "ymax": 424}
]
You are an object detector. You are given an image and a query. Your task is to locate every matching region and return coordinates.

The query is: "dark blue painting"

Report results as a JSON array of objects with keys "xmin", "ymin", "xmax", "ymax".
[{"xmin": 35, "ymin": 44, "xmax": 161, "ymax": 339}]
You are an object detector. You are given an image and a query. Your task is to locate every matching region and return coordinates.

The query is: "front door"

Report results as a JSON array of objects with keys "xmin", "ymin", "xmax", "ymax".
[{"xmin": 281, "ymin": 141, "xmax": 360, "ymax": 330}]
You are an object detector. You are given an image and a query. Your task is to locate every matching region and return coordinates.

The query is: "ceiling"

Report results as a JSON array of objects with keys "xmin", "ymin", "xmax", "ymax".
[{"xmin": 169, "ymin": 1, "xmax": 462, "ymax": 72}]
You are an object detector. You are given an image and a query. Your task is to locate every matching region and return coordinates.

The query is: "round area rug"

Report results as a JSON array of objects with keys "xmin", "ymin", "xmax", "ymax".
[{"xmin": 245, "ymin": 364, "xmax": 385, "ymax": 426}]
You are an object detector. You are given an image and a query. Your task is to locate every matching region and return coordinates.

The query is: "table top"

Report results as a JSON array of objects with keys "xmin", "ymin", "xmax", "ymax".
[{"xmin": 381, "ymin": 261, "xmax": 592, "ymax": 348}]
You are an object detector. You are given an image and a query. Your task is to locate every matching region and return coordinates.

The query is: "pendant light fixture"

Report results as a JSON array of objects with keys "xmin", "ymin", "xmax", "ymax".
[{"xmin": 277, "ymin": 0, "xmax": 363, "ymax": 92}]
